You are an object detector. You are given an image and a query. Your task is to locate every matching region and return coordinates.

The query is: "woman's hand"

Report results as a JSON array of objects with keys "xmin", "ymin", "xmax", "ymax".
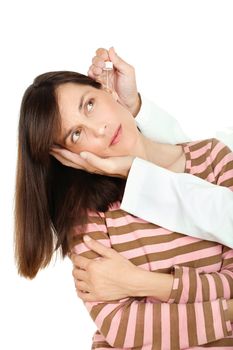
[
  {"xmin": 88, "ymin": 47, "xmax": 141, "ymax": 117},
  {"xmin": 50, "ymin": 147, "xmax": 134, "ymax": 178},
  {"xmin": 70, "ymin": 236, "xmax": 139, "ymax": 302}
]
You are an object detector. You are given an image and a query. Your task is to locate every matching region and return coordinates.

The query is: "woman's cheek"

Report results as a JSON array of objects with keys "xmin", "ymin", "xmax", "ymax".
[
  {"xmin": 80, "ymin": 141, "xmax": 107, "ymax": 156},
  {"xmin": 66, "ymin": 143, "xmax": 86, "ymax": 155},
  {"xmin": 66, "ymin": 143, "xmax": 80, "ymax": 153}
]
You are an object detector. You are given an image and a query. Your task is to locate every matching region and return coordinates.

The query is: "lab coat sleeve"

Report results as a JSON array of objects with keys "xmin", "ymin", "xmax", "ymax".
[
  {"xmin": 121, "ymin": 96, "xmax": 233, "ymax": 247},
  {"xmin": 135, "ymin": 93, "xmax": 191, "ymax": 144},
  {"xmin": 121, "ymin": 157, "xmax": 233, "ymax": 247}
]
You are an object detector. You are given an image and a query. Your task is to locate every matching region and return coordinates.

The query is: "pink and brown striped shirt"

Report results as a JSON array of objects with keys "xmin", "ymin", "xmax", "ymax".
[{"xmin": 68, "ymin": 138, "xmax": 233, "ymax": 350}]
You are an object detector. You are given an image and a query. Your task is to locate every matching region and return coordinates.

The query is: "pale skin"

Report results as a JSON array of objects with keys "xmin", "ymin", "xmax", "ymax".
[{"xmin": 51, "ymin": 48, "xmax": 233, "ymax": 319}]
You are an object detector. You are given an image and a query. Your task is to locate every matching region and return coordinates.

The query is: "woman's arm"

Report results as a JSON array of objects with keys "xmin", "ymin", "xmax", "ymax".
[
  {"xmin": 70, "ymin": 227, "xmax": 232, "ymax": 349},
  {"xmin": 72, "ymin": 237, "xmax": 173, "ymax": 302},
  {"xmin": 128, "ymin": 245, "xmax": 233, "ymax": 305},
  {"xmin": 75, "ymin": 232, "xmax": 233, "ymax": 305}
]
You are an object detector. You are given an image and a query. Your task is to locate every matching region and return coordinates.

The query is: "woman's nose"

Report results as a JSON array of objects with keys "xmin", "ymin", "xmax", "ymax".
[
  {"xmin": 89, "ymin": 123, "xmax": 107, "ymax": 137},
  {"xmin": 97, "ymin": 125, "xmax": 107, "ymax": 136}
]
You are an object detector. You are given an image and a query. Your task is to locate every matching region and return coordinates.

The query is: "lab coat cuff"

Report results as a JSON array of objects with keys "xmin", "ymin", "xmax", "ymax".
[{"xmin": 120, "ymin": 157, "xmax": 155, "ymax": 218}]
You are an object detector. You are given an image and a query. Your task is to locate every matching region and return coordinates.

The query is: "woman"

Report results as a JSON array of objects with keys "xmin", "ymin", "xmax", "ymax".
[{"xmin": 15, "ymin": 69, "xmax": 233, "ymax": 349}]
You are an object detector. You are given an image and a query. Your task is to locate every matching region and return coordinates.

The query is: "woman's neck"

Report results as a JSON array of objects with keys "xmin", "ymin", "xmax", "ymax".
[{"xmin": 134, "ymin": 133, "xmax": 186, "ymax": 172}]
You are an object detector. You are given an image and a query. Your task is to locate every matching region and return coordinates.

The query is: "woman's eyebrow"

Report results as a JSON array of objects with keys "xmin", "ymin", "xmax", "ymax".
[
  {"xmin": 62, "ymin": 91, "xmax": 90, "ymax": 144},
  {"xmin": 78, "ymin": 91, "xmax": 90, "ymax": 112}
]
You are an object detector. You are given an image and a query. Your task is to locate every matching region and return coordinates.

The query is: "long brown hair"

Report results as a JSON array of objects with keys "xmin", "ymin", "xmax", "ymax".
[{"xmin": 14, "ymin": 71, "xmax": 126, "ymax": 279}]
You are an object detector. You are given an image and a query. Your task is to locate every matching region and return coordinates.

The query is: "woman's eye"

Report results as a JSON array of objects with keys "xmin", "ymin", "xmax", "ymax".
[
  {"xmin": 71, "ymin": 130, "xmax": 81, "ymax": 143},
  {"xmin": 86, "ymin": 99, "xmax": 94, "ymax": 112}
]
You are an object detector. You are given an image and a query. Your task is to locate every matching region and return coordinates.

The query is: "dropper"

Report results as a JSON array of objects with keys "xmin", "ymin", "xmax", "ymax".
[{"xmin": 103, "ymin": 61, "xmax": 113, "ymax": 91}]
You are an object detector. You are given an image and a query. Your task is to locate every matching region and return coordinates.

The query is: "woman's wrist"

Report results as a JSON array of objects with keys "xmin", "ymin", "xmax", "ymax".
[{"xmin": 128, "ymin": 267, "xmax": 174, "ymax": 302}]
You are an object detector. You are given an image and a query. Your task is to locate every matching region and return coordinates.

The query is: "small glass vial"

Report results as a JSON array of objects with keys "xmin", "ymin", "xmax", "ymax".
[{"xmin": 100, "ymin": 61, "xmax": 115, "ymax": 92}]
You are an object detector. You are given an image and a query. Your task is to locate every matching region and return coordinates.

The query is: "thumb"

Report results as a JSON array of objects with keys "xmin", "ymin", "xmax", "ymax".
[
  {"xmin": 83, "ymin": 235, "xmax": 113, "ymax": 258},
  {"xmin": 108, "ymin": 47, "xmax": 131, "ymax": 74}
]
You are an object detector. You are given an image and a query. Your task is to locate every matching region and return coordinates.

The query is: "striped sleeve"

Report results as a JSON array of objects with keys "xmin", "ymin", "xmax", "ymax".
[
  {"xmin": 69, "ymin": 216, "xmax": 232, "ymax": 349},
  {"xmin": 211, "ymin": 138, "xmax": 233, "ymax": 190},
  {"xmin": 168, "ymin": 139, "xmax": 233, "ymax": 304}
]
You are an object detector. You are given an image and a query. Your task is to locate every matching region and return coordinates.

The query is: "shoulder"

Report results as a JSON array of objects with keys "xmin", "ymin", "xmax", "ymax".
[
  {"xmin": 181, "ymin": 138, "xmax": 233, "ymax": 186},
  {"xmin": 181, "ymin": 137, "xmax": 232, "ymax": 160},
  {"xmin": 67, "ymin": 209, "xmax": 106, "ymax": 250},
  {"xmin": 185, "ymin": 138, "xmax": 232, "ymax": 164},
  {"xmin": 68, "ymin": 202, "xmax": 123, "ymax": 250}
]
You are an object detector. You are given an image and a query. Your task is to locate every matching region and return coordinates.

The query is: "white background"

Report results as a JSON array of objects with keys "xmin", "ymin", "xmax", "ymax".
[{"xmin": 0, "ymin": 1, "xmax": 233, "ymax": 349}]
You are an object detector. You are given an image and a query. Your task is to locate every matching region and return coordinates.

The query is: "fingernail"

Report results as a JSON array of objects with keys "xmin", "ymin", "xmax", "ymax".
[
  {"xmin": 80, "ymin": 152, "xmax": 87, "ymax": 159},
  {"xmin": 84, "ymin": 235, "xmax": 91, "ymax": 242}
]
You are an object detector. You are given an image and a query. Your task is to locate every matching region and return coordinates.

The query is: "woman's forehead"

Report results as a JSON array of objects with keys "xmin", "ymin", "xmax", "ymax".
[
  {"xmin": 56, "ymin": 84, "xmax": 91, "ymax": 114},
  {"xmin": 56, "ymin": 82, "xmax": 101, "ymax": 96},
  {"xmin": 56, "ymin": 83, "xmax": 92, "ymax": 102}
]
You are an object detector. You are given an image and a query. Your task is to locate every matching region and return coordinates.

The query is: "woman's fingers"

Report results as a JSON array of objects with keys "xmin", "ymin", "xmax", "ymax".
[
  {"xmin": 95, "ymin": 48, "xmax": 109, "ymax": 60},
  {"xmin": 50, "ymin": 148, "xmax": 133, "ymax": 178},
  {"xmin": 72, "ymin": 266, "xmax": 86, "ymax": 281},
  {"xmin": 108, "ymin": 46, "xmax": 131, "ymax": 74},
  {"xmin": 87, "ymin": 67, "xmax": 96, "ymax": 80},
  {"xmin": 89, "ymin": 64, "xmax": 102, "ymax": 76},
  {"xmin": 51, "ymin": 147, "xmax": 107, "ymax": 175},
  {"xmin": 50, "ymin": 151, "xmax": 83, "ymax": 169},
  {"xmin": 92, "ymin": 56, "xmax": 105, "ymax": 68},
  {"xmin": 50, "ymin": 148, "xmax": 102, "ymax": 174},
  {"xmin": 80, "ymin": 152, "xmax": 114, "ymax": 174},
  {"xmin": 80, "ymin": 152, "xmax": 133, "ymax": 178},
  {"xmin": 88, "ymin": 48, "xmax": 110, "ymax": 78},
  {"xmin": 71, "ymin": 253, "xmax": 91, "ymax": 270},
  {"xmin": 51, "ymin": 148, "xmax": 85, "ymax": 166},
  {"xmin": 75, "ymin": 280, "xmax": 90, "ymax": 293}
]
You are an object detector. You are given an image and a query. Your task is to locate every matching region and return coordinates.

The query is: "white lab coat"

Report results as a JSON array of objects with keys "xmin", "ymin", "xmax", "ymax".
[{"xmin": 120, "ymin": 94, "xmax": 233, "ymax": 247}]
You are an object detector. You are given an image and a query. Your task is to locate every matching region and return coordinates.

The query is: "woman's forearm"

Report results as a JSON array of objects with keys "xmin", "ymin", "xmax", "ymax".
[
  {"xmin": 129, "ymin": 268, "xmax": 233, "ymax": 321},
  {"xmin": 128, "ymin": 267, "xmax": 174, "ymax": 302}
]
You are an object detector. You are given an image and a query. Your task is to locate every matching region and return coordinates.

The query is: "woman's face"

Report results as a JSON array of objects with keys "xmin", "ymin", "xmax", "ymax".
[{"xmin": 55, "ymin": 83, "xmax": 139, "ymax": 157}]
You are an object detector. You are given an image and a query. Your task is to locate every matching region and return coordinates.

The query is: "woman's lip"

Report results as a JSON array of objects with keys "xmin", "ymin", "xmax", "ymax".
[{"xmin": 110, "ymin": 125, "xmax": 122, "ymax": 146}]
